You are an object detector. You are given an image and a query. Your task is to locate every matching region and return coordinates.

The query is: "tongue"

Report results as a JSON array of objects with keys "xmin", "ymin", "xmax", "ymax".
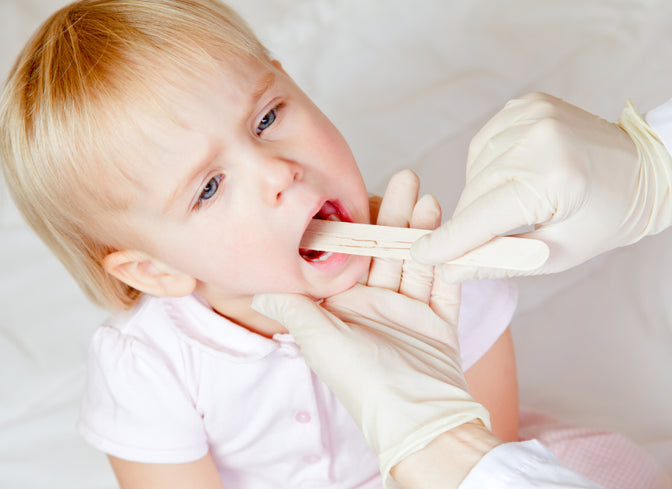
[
  {"xmin": 299, "ymin": 248, "xmax": 324, "ymax": 260},
  {"xmin": 316, "ymin": 201, "xmax": 339, "ymax": 220}
]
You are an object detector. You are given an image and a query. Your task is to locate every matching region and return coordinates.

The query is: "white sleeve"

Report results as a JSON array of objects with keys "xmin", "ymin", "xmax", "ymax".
[
  {"xmin": 459, "ymin": 440, "xmax": 606, "ymax": 489},
  {"xmin": 645, "ymin": 98, "xmax": 672, "ymax": 157}
]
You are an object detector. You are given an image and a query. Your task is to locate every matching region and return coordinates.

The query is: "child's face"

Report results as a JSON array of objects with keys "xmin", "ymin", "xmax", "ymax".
[{"xmin": 106, "ymin": 56, "xmax": 371, "ymax": 325}]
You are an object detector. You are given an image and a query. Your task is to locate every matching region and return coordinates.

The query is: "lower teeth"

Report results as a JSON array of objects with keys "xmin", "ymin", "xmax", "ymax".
[
  {"xmin": 300, "ymin": 249, "xmax": 333, "ymax": 262},
  {"xmin": 310, "ymin": 251, "xmax": 333, "ymax": 262}
]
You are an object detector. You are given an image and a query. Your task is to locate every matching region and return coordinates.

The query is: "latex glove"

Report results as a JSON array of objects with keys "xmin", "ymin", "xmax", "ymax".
[
  {"xmin": 367, "ymin": 169, "xmax": 439, "ymax": 301},
  {"xmin": 411, "ymin": 92, "xmax": 672, "ymax": 282},
  {"xmin": 252, "ymin": 288, "xmax": 489, "ymax": 489},
  {"xmin": 252, "ymin": 170, "xmax": 490, "ymax": 488}
]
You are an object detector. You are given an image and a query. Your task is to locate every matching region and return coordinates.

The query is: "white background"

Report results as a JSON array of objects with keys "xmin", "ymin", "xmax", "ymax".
[{"xmin": 1, "ymin": 0, "xmax": 671, "ymax": 487}]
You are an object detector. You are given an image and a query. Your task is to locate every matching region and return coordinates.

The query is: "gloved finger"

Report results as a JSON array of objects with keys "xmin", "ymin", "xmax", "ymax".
[
  {"xmin": 467, "ymin": 101, "xmax": 535, "ymax": 172},
  {"xmin": 428, "ymin": 276, "xmax": 461, "ymax": 342},
  {"xmin": 251, "ymin": 293, "xmax": 343, "ymax": 343},
  {"xmin": 411, "ymin": 179, "xmax": 553, "ymax": 266},
  {"xmin": 367, "ymin": 170, "xmax": 419, "ymax": 290},
  {"xmin": 467, "ymin": 93, "xmax": 563, "ymax": 172},
  {"xmin": 436, "ymin": 262, "xmax": 528, "ymax": 283},
  {"xmin": 327, "ymin": 284, "xmax": 457, "ymax": 349},
  {"xmin": 399, "ymin": 194, "xmax": 441, "ymax": 302},
  {"xmin": 461, "ymin": 109, "xmax": 573, "ymax": 215},
  {"xmin": 434, "ymin": 224, "xmax": 555, "ymax": 282},
  {"xmin": 465, "ymin": 119, "xmax": 544, "ymax": 187}
]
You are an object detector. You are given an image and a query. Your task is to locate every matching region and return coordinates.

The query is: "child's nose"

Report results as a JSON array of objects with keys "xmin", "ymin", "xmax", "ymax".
[{"xmin": 259, "ymin": 158, "xmax": 304, "ymax": 205}]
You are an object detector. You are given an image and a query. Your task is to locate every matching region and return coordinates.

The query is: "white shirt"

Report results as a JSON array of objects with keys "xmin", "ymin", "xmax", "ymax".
[
  {"xmin": 78, "ymin": 279, "xmax": 517, "ymax": 489},
  {"xmin": 461, "ymin": 440, "xmax": 605, "ymax": 489},
  {"xmin": 646, "ymin": 98, "xmax": 672, "ymax": 156}
]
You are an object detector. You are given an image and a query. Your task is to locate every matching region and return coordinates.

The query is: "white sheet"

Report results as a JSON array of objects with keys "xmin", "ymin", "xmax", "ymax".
[{"xmin": 1, "ymin": 1, "xmax": 671, "ymax": 487}]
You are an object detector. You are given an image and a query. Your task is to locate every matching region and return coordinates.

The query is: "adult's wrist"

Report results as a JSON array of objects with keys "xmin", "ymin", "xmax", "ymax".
[{"xmin": 390, "ymin": 421, "xmax": 502, "ymax": 489}]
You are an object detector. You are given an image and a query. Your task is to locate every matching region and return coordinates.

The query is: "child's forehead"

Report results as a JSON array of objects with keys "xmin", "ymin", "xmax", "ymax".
[
  {"xmin": 105, "ymin": 57, "xmax": 279, "ymax": 189},
  {"xmin": 135, "ymin": 55, "xmax": 277, "ymax": 117}
]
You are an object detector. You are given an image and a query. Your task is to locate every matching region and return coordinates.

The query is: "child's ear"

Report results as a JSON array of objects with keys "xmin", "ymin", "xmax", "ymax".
[{"xmin": 103, "ymin": 250, "xmax": 197, "ymax": 298}]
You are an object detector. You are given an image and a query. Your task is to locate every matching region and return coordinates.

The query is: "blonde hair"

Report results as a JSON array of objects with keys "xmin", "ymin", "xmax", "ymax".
[{"xmin": 0, "ymin": 0, "xmax": 272, "ymax": 310}]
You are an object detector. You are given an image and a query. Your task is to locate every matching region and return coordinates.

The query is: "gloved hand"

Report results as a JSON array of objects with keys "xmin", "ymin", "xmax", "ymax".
[
  {"xmin": 411, "ymin": 92, "xmax": 672, "ymax": 282},
  {"xmin": 252, "ymin": 170, "xmax": 490, "ymax": 488}
]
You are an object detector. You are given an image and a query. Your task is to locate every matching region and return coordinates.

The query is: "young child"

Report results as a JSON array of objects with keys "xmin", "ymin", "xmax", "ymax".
[
  {"xmin": 0, "ymin": 1, "xmax": 519, "ymax": 487},
  {"xmin": 29, "ymin": 2, "xmax": 668, "ymax": 489}
]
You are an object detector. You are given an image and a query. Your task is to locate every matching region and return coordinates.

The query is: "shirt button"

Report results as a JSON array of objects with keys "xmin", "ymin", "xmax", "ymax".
[
  {"xmin": 295, "ymin": 411, "xmax": 311, "ymax": 423},
  {"xmin": 303, "ymin": 455, "xmax": 321, "ymax": 464}
]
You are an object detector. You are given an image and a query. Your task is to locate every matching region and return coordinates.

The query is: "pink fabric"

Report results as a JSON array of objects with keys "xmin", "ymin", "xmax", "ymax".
[{"xmin": 519, "ymin": 408, "xmax": 671, "ymax": 489}]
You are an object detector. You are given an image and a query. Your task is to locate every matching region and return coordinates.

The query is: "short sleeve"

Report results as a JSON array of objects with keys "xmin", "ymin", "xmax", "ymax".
[
  {"xmin": 457, "ymin": 279, "xmax": 518, "ymax": 371},
  {"xmin": 77, "ymin": 325, "xmax": 208, "ymax": 463}
]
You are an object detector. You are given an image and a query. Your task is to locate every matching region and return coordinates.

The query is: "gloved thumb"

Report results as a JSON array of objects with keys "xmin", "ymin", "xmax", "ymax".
[
  {"xmin": 251, "ymin": 292, "xmax": 305, "ymax": 322},
  {"xmin": 411, "ymin": 178, "xmax": 549, "ymax": 266},
  {"xmin": 436, "ymin": 263, "xmax": 526, "ymax": 283},
  {"xmin": 410, "ymin": 217, "xmax": 465, "ymax": 265},
  {"xmin": 410, "ymin": 183, "xmax": 520, "ymax": 265},
  {"xmin": 251, "ymin": 293, "xmax": 339, "ymax": 340}
]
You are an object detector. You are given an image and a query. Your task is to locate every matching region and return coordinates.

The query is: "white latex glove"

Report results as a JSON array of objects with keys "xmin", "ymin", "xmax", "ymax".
[
  {"xmin": 411, "ymin": 92, "xmax": 672, "ymax": 282},
  {"xmin": 252, "ymin": 170, "xmax": 490, "ymax": 488}
]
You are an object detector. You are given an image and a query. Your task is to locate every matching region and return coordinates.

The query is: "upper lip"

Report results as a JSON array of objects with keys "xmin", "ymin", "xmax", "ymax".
[
  {"xmin": 301, "ymin": 199, "xmax": 326, "ymax": 237},
  {"xmin": 300, "ymin": 198, "xmax": 351, "ymax": 244}
]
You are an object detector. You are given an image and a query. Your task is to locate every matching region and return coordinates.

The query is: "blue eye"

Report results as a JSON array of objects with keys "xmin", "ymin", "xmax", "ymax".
[
  {"xmin": 256, "ymin": 106, "xmax": 278, "ymax": 135},
  {"xmin": 197, "ymin": 175, "xmax": 222, "ymax": 206}
]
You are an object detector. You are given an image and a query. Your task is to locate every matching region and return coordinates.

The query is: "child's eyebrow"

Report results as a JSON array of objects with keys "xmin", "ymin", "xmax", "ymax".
[
  {"xmin": 163, "ymin": 144, "xmax": 220, "ymax": 214},
  {"xmin": 250, "ymin": 71, "xmax": 276, "ymax": 106}
]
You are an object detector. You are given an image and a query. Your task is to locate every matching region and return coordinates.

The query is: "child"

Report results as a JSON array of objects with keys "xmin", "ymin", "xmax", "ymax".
[{"xmin": 0, "ymin": 0, "xmax": 528, "ymax": 487}]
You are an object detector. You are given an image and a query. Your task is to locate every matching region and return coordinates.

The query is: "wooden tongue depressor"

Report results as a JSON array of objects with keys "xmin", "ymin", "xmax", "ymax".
[{"xmin": 299, "ymin": 219, "xmax": 549, "ymax": 270}]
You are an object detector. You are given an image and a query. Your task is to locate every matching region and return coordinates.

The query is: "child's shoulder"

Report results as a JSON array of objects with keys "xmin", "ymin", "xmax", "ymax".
[
  {"xmin": 90, "ymin": 294, "xmax": 199, "ymax": 369},
  {"xmin": 94, "ymin": 293, "xmax": 278, "ymax": 361},
  {"xmin": 100, "ymin": 293, "xmax": 184, "ymax": 343}
]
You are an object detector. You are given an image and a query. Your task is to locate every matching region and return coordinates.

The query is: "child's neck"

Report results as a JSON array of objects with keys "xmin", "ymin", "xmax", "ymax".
[{"xmin": 208, "ymin": 294, "xmax": 289, "ymax": 339}]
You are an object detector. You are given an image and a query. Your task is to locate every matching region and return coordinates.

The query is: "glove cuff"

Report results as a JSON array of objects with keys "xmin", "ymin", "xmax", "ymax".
[{"xmin": 618, "ymin": 100, "xmax": 672, "ymax": 242}]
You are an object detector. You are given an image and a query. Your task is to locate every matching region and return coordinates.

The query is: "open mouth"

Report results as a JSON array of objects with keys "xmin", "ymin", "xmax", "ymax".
[{"xmin": 299, "ymin": 200, "xmax": 343, "ymax": 263}]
